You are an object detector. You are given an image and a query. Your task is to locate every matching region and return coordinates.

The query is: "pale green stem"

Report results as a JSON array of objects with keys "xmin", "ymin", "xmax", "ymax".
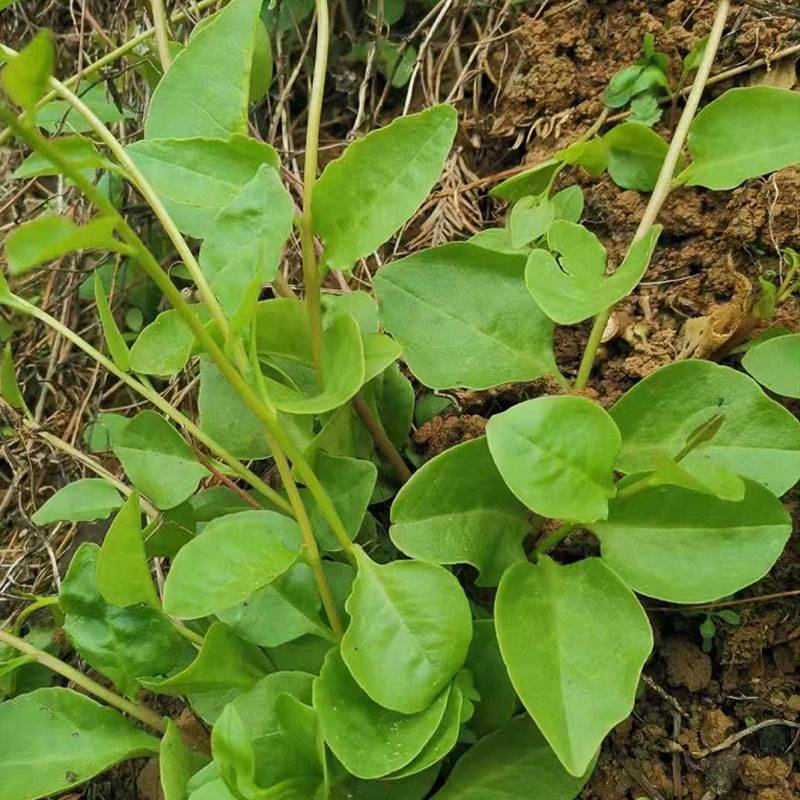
[
  {"xmin": 12, "ymin": 596, "xmax": 60, "ymax": 636},
  {"xmin": 0, "ymin": 628, "xmax": 166, "ymax": 733},
  {"xmin": 574, "ymin": 0, "xmax": 731, "ymax": 390},
  {"xmin": 534, "ymin": 522, "xmax": 579, "ymax": 559},
  {"xmin": 149, "ymin": 0, "xmax": 173, "ymax": 71}
]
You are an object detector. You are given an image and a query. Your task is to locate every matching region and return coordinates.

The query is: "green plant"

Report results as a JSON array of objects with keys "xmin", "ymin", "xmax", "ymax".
[{"xmin": 0, "ymin": 0, "xmax": 799, "ymax": 798}]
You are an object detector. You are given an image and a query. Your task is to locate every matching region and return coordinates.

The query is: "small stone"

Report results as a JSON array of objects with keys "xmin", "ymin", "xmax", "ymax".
[{"xmin": 699, "ymin": 708, "xmax": 734, "ymax": 748}]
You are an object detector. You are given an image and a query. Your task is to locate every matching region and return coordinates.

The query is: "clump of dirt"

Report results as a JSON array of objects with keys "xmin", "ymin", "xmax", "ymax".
[{"xmin": 413, "ymin": 413, "xmax": 487, "ymax": 458}]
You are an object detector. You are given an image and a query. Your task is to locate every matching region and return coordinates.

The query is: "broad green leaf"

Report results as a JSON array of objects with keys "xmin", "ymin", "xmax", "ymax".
[
  {"xmin": 126, "ymin": 136, "xmax": 280, "ymax": 238},
  {"xmin": 341, "ymin": 546, "xmax": 472, "ymax": 713},
  {"xmin": 363, "ymin": 361, "xmax": 414, "ymax": 449},
  {"xmin": 496, "ymin": 558, "xmax": 652, "ymax": 776},
  {"xmin": 0, "ymin": 687, "xmax": 158, "ymax": 800},
  {"xmin": 163, "ymin": 510, "xmax": 301, "ymax": 619},
  {"xmin": 551, "ymin": 184, "xmax": 584, "ymax": 223},
  {"xmin": 465, "ymin": 619, "xmax": 517, "ymax": 736},
  {"xmin": 140, "ymin": 622, "xmax": 272, "ymax": 694},
  {"xmin": 0, "ymin": 626, "xmax": 57, "ymax": 699},
  {"xmin": 97, "ymin": 492, "xmax": 158, "ymax": 608},
  {"xmin": 313, "ymin": 105, "xmax": 457, "ymax": 269},
  {"xmin": 314, "ymin": 649, "xmax": 450, "ymax": 780},
  {"xmin": 32, "ymin": 478, "xmax": 123, "ymax": 524},
  {"xmin": 332, "ymin": 769, "xmax": 438, "ymax": 800},
  {"xmin": 487, "ymin": 396, "xmax": 620, "ymax": 523},
  {"xmin": 590, "ymin": 478, "xmax": 792, "ymax": 603},
  {"xmin": 145, "ymin": 0, "xmax": 263, "ymax": 139},
  {"xmin": 557, "ymin": 138, "xmax": 609, "ymax": 176},
  {"xmin": 13, "ymin": 135, "xmax": 115, "ymax": 178},
  {"xmin": 742, "ymin": 333, "xmax": 800, "ymax": 398},
  {"xmin": 36, "ymin": 81, "xmax": 132, "ymax": 133},
  {"xmin": 490, "ymin": 159, "xmax": 559, "ymax": 202},
  {"xmin": 321, "ymin": 291, "xmax": 380, "ymax": 335},
  {"xmin": 362, "ymin": 333, "xmax": 402, "ymax": 384},
  {"xmin": 1, "ymin": 30, "xmax": 53, "ymax": 110},
  {"xmin": 525, "ymin": 222, "xmax": 661, "ymax": 324},
  {"xmin": 94, "ymin": 271, "xmax": 131, "ymax": 371},
  {"xmin": 509, "ymin": 195, "xmax": 554, "ymax": 249},
  {"xmin": 129, "ymin": 306, "xmax": 210, "ymax": 376},
  {"xmin": 604, "ymin": 122, "xmax": 672, "ymax": 191},
  {"xmin": 609, "ymin": 360, "xmax": 800, "ymax": 495},
  {"xmin": 6, "ymin": 216, "xmax": 126, "ymax": 276},
  {"xmin": 679, "ymin": 87, "xmax": 800, "ymax": 189},
  {"xmin": 60, "ymin": 544, "xmax": 191, "ymax": 695},
  {"xmin": 468, "ymin": 227, "xmax": 528, "ymax": 255},
  {"xmin": 433, "ymin": 716, "xmax": 595, "ymax": 800},
  {"xmin": 218, "ymin": 563, "xmax": 333, "ymax": 646},
  {"xmin": 390, "ymin": 437, "xmax": 529, "ymax": 586},
  {"xmin": 160, "ymin": 719, "xmax": 210, "ymax": 800},
  {"xmin": 266, "ymin": 636, "xmax": 335, "ymax": 676},
  {"xmin": 300, "ymin": 452, "xmax": 377, "ymax": 551},
  {"xmin": 374, "ymin": 243, "xmax": 558, "ymax": 390},
  {"xmin": 113, "ymin": 411, "xmax": 208, "ymax": 509},
  {"xmin": 199, "ymin": 164, "xmax": 294, "ymax": 317},
  {"xmin": 249, "ymin": 18, "xmax": 273, "ymax": 102},
  {"xmin": 648, "ymin": 456, "xmax": 745, "ymax": 502}
]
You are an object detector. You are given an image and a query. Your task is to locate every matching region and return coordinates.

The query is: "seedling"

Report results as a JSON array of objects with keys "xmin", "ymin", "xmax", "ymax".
[{"xmin": 0, "ymin": 0, "xmax": 798, "ymax": 798}]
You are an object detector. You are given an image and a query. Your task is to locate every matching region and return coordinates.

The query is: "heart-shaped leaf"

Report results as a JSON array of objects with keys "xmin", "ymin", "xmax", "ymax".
[{"xmin": 604, "ymin": 122, "xmax": 672, "ymax": 191}]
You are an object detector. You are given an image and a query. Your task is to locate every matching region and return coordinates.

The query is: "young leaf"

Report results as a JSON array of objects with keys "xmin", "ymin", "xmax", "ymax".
[
  {"xmin": 742, "ymin": 332, "xmax": 800, "ymax": 398},
  {"xmin": 490, "ymin": 158, "xmax": 560, "ymax": 202},
  {"xmin": 604, "ymin": 122, "xmax": 673, "ymax": 191},
  {"xmin": 140, "ymin": 622, "xmax": 272, "ymax": 695},
  {"xmin": 551, "ymin": 184, "xmax": 584, "ymax": 223},
  {"xmin": 525, "ymin": 221, "xmax": 661, "ymax": 324},
  {"xmin": 629, "ymin": 94, "xmax": 662, "ymax": 127},
  {"xmin": 145, "ymin": 0, "xmax": 263, "ymax": 139},
  {"xmin": 6, "ymin": 216, "xmax": 126, "ymax": 276},
  {"xmin": 679, "ymin": 87, "xmax": 800, "ymax": 189},
  {"xmin": 97, "ymin": 492, "xmax": 158, "ymax": 608},
  {"xmin": 163, "ymin": 510, "xmax": 301, "ymax": 619},
  {"xmin": 486, "ymin": 396, "xmax": 620, "ymax": 523},
  {"xmin": 126, "ymin": 136, "xmax": 280, "ymax": 238},
  {"xmin": 0, "ymin": 687, "xmax": 158, "ymax": 800},
  {"xmin": 648, "ymin": 456, "xmax": 745, "ymax": 502},
  {"xmin": 160, "ymin": 719, "xmax": 210, "ymax": 800},
  {"xmin": 681, "ymin": 36, "xmax": 708, "ymax": 80},
  {"xmin": 1, "ymin": 30, "xmax": 53, "ymax": 110},
  {"xmin": 557, "ymin": 138, "xmax": 609, "ymax": 176},
  {"xmin": 13, "ymin": 135, "xmax": 115, "ymax": 179},
  {"xmin": 609, "ymin": 360, "xmax": 800, "ymax": 496},
  {"xmin": 509, "ymin": 195, "xmax": 554, "ymax": 249},
  {"xmin": 313, "ymin": 648, "xmax": 450, "ymax": 780},
  {"xmin": 313, "ymin": 105, "xmax": 457, "ymax": 269},
  {"xmin": 60, "ymin": 544, "xmax": 192, "ymax": 695},
  {"xmin": 31, "ymin": 478, "xmax": 123, "ymax": 525},
  {"xmin": 129, "ymin": 306, "xmax": 210, "ymax": 376},
  {"xmin": 374, "ymin": 243, "xmax": 559, "ymax": 390},
  {"xmin": 390, "ymin": 437, "xmax": 529, "ymax": 586},
  {"xmin": 341, "ymin": 546, "xmax": 472, "ymax": 714},
  {"xmin": 590, "ymin": 478, "xmax": 791, "ymax": 603},
  {"xmin": 94, "ymin": 271, "xmax": 131, "ymax": 372},
  {"xmin": 113, "ymin": 411, "xmax": 208, "ymax": 509},
  {"xmin": 0, "ymin": 343, "xmax": 28, "ymax": 415},
  {"xmin": 496, "ymin": 558, "xmax": 652, "ymax": 777},
  {"xmin": 433, "ymin": 716, "xmax": 595, "ymax": 800},
  {"xmin": 83, "ymin": 411, "xmax": 130, "ymax": 452}
]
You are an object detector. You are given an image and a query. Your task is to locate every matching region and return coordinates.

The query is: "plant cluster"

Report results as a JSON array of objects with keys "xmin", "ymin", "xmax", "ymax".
[{"xmin": 0, "ymin": 0, "xmax": 799, "ymax": 798}]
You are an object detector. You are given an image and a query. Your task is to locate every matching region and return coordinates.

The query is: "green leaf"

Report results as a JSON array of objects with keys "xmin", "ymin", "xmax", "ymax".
[
  {"xmin": 465, "ymin": 619, "xmax": 517, "ymax": 736},
  {"xmin": 199, "ymin": 164, "xmax": 294, "ymax": 317},
  {"xmin": 525, "ymin": 222, "xmax": 661, "ymax": 324},
  {"xmin": 341, "ymin": 546, "xmax": 472, "ymax": 714},
  {"xmin": 249, "ymin": 18, "xmax": 273, "ymax": 102},
  {"xmin": 129, "ymin": 306, "xmax": 210, "ymax": 376},
  {"xmin": 160, "ymin": 719, "xmax": 210, "ymax": 800},
  {"xmin": 433, "ymin": 716, "xmax": 595, "ymax": 800},
  {"xmin": 6, "ymin": 216, "xmax": 126, "ymax": 276},
  {"xmin": 0, "ymin": 687, "xmax": 158, "ymax": 800},
  {"xmin": 83, "ymin": 411, "xmax": 130, "ymax": 452},
  {"xmin": 60, "ymin": 543, "xmax": 192, "ymax": 695},
  {"xmin": 647, "ymin": 456, "xmax": 745, "ymax": 502},
  {"xmin": 36, "ymin": 81, "xmax": 132, "ymax": 133},
  {"xmin": 331, "ymin": 770, "xmax": 438, "ymax": 800},
  {"xmin": 163, "ymin": 509, "xmax": 301, "ymax": 619},
  {"xmin": 313, "ymin": 105, "xmax": 457, "ymax": 269},
  {"xmin": 1, "ymin": 30, "xmax": 53, "ymax": 110},
  {"xmin": 551, "ymin": 185, "xmax": 584, "ymax": 223},
  {"xmin": 679, "ymin": 87, "xmax": 800, "ymax": 189},
  {"xmin": 509, "ymin": 195, "xmax": 554, "ymax": 249},
  {"xmin": 0, "ymin": 343, "xmax": 28, "ymax": 414},
  {"xmin": 145, "ymin": 0, "xmax": 263, "ymax": 139},
  {"xmin": 362, "ymin": 333, "xmax": 403, "ymax": 384},
  {"xmin": 140, "ymin": 622, "xmax": 272, "ymax": 695},
  {"xmin": 113, "ymin": 411, "xmax": 208, "ymax": 509},
  {"xmin": 490, "ymin": 159, "xmax": 559, "ymax": 202},
  {"xmin": 314, "ymin": 649, "xmax": 450, "ymax": 779},
  {"xmin": 468, "ymin": 227, "xmax": 528, "ymax": 256},
  {"xmin": 32, "ymin": 478, "xmax": 123, "ymax": 524},
  {"xmin": 126, "ymin": 136, "xmax": 280, "ymax": 238},
  {"xmin": 557, "ymin": 138, "xmax": 609, "ymax": 176},
  {"xmin": 681, "ymin": 36, "xmax": 708, "ymax": 80},
  {"xmin": 487, "ymin": 396, "xmax": 620, "ymax": 523},
  {"xmin": 13, "ymin": 135, "xmax": 115, "ymax": 179},
  {"xmin": 363, "ymin": 361, "xmax": 414, "ymax": 449},
  {"xmin": 629, "ymin": 94, "xmax": 662, "ymax": 127},
  {"xmin": 321, "ymin": 291, "xmax": 380, "ymax": 335},
  {"xmin": 94, "ymin": 271, "xmax": 131, "ymax": 372},
  {"xmin": 374, "ymin": 243, "xmax": 558, "ymax": 390},
  {"xmin": 609, "ymin": 360, "xmax": 800, "ymax": 496},
  {"xmin": 742, "ymin": 333, "xmax": 800, "ymax": 398},
  {"xmin": 97, "ymin": 492, "xmax": 158, "ymax": 608},
  {"xmin": 496, "ymin": 558, "xmax": 652, "ymax": 776},
  {"xmin": 604, "ymin": 122, "xmax": 673, "ymax": 191},
  {"xmin": 590, "ymin": 478, "xmax": 792, "ymax": 603},
  {"xmin": 390, "ymin": 437, "xmax": 529, "ymax": 586}
]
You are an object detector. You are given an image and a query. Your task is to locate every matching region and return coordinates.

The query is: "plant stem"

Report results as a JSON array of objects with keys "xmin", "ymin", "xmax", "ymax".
[
  {"xmin": 534, "ymin": 521, "xmax": 579, "ymax": 559},
  {"xmin": 573, "ymin": 0, "xmax": 731, "ymax": 390},
  {"xmin": 0, "ymin": 628, "xmax": 166, "ymax": 733},
  {"xmin": 12, "ymin": 596, "xmax": 60, "ymax": 636},
  {"xmin": 300, "ymin": 0, "xmax": 331, "ymax": 375},
  {"xmin": 352, "ymin": 395, "xmax": 412, "ymax": 484},
  {"xmin": 149, "ymin": 0, "xmax": 173, "ymax": 72}
]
